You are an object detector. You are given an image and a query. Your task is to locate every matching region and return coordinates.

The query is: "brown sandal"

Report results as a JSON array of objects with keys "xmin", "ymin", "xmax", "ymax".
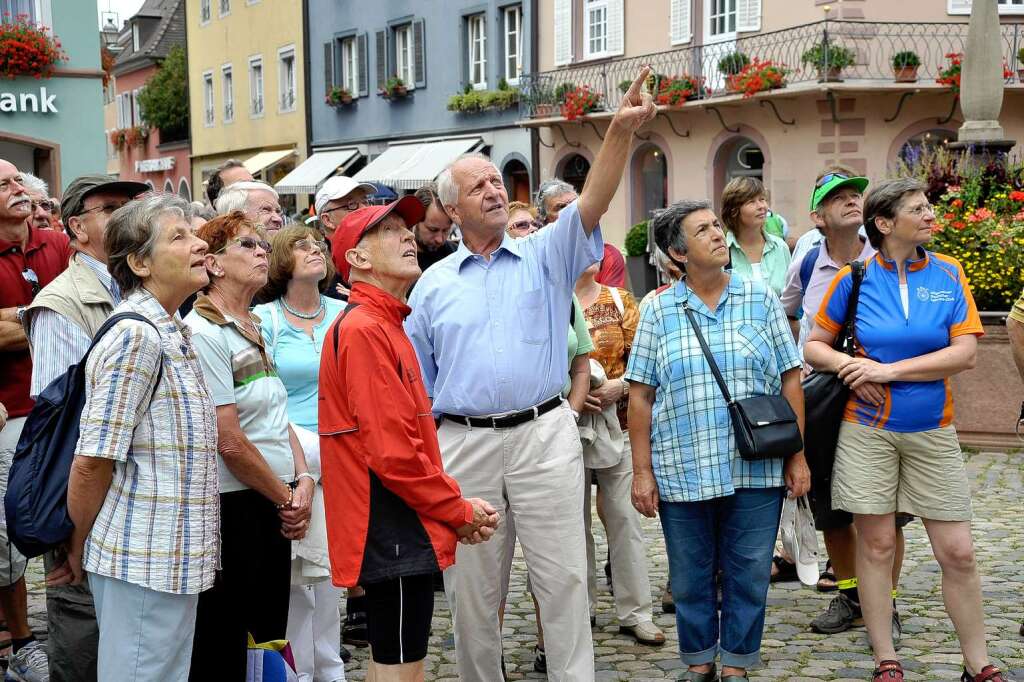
[{"xmin": 873, "ymin": 660, "xmax": 904, "ymax": 681}]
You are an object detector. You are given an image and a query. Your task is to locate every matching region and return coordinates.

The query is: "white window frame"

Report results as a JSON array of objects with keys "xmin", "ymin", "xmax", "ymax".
[
  {"xmin": 3, "ymin": 0, "xmax": 53, "ymax": 28},
  {"xmin": 394, "ymin": 24, "xmax": 415, "ymax": 88},
  {"xmin": 278, "ymin": 45, "xmax": 297, "ymax": 112},
  {"xmin": 202, "ymin": 71, "xmax": 215, "ymax": 127},
  {"xmin": 199, "ymin": 0, "xmax": 211, "ymax": 24},
  {"xmin": 341, "ymin": 36, "xmax": 359, "ymax": 96},
  {"xmin": 221, "ymin": 64, "xmax": 234, "ymax": 123},
  {"xmin": 583, "ymin": 0, "xmax": 610, "ymax": 59},
  {"xmin": 705, "ymin": 0, "xmax": 737, "ymax": 42},
  {"xmin": 131, "ymin": 88, "xmax": 141, "ymax": 127},
  {"xmin": 504, "ymin": 5, "xmax": 522, "ymax": 85},
  {"xmin": 131, "ymin": 22, "xmax": 140, "ymax": 51},
  {"xmin": 949, "ymin": 0, "xmax": 1024, "ymax": 14},
  {"xmin": 467, "ymin": 13, "xmax": 487, "ymax": 90},
  {"xmin": 248, "ymin": 55, "xmax": 264, "ymax": 117},
  {"xmin": 219, "ymin": 0, "xmax": 230, "ymax": 18}
]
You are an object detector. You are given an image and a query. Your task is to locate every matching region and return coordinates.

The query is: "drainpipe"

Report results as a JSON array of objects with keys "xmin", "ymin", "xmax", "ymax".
[{"xmin": 529, "ymin": 0, "xmax": 540, "ymax": 196}]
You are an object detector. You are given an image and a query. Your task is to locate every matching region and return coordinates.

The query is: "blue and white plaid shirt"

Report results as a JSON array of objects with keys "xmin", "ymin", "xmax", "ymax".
[{"xmin": 624, "ymin": 277, "xmax": 801, "ymax": 503}]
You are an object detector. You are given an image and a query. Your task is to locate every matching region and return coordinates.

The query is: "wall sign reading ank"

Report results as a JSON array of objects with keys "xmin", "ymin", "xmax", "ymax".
[{"xmin": 0, "ymin": 87, "xmax": 58, "ymax": 114}]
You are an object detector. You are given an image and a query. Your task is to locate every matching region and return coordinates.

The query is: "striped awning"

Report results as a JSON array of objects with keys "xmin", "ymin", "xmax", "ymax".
[
  {"xmin": 353, "ymin": 137, "xmax": 482, "ymax": 191},
  {"xmin": 273, "ymin": 148, "xmax": 361, "ymax": 195}
]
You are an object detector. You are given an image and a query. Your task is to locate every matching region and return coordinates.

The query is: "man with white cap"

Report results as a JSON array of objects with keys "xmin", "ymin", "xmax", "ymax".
[{"xmin": 315, "ymin": 176, "xmax": 377, "ymax": 239}]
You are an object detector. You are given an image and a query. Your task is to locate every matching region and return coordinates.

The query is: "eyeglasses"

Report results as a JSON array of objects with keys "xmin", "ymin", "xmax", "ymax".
[
  {"xmin": 294, "ymin": 237, "xmax": 327, "ymax": 253},
  {"xmin": 214, "ymin": 236, "xmax": 273, "ymax": 255},
  {"xmin": 79, "ymin": 202, "xmax": 128, "ymax": 217},
  {"xmin": 322, "ymin": 199, "xmax": 369, "ymax": 214},
  {"xmin": 508, "ymin": 219, "xmax": 541, "ymax": 233},
  {"xmin": 22, "ymin": 267, "xmax": 39, "ymax": 297},
  {"xmin": 31, "ymin": 199, "xmax": 56, "ymax": 213},
  {"xmin": 815, "ymin": 173, "xmax": 849, "ymax": 188},
  {"xmin": 902, "ymin": 202, "xmax": 935, "ymax": 217}
]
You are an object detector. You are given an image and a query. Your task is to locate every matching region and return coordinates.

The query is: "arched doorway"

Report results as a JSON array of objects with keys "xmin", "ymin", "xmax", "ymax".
[
  {"xmin": 502, "ymin": 158, "xmax": 530, "ymax": 203},
  {"xmin": 163, "ymin": 179, "xmax": 174, "ymax": 194},
  {"xmin": 631, "ymin": 144, "xmax": 668, "ymax": 223},
  {"xmin": 712, "ymin": 135, "xmax": 766, "ymax": 212},
  {"xmin": 559, "ymin": 154, "xmax": 591, "ymax": 193},
  {"xmin": 178, "ymin": 178, "xmax": 192, "ymax": 201}
]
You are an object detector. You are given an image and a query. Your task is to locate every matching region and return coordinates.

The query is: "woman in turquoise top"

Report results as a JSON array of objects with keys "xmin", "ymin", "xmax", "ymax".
[
  {"xmin": 254, "ymin": 225, "xmax": 347, "ymax": 682},
  {"xmin": 721, "ymin": 176, "xmax": 791, "ymax": 295}
]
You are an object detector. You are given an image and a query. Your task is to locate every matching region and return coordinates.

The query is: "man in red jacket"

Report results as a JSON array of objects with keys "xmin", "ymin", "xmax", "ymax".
[{"xmin": 319, "ymin": 197, "xmax": 498, "ymax": 681}]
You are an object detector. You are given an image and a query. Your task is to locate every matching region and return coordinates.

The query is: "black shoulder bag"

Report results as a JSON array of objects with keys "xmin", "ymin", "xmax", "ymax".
[
  {"xmin": 801, "ymin": 260, "xmax": 865, "ymax": 478},
  {"xmin": 682, "ymin": 301, "xmax": 803, "ymax": 461}
]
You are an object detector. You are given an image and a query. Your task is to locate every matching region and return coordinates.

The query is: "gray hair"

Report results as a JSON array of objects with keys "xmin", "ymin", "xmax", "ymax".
[
  {"xmin": 536, "ymin": 179, "xmax": 576, "ymax": 222},
  {"xmin": 214, "ymin": 180, "xmax": 278, "ymax": 215},
  {"xmin": 651, "ymin": 200, "xmax": 712, "ymax": 270},
  {"xmin": 190, "ymin": 201, "xmax": 217, "ymax": 221},
  {"xmin": 106, "ymin": 194, "xmax": 194, "ymax": 295},
  {"xmin": 863, "ymin": 177, "xmax": 928, "ymax": 250},
  {"xmin": 21, "ymin": 172, "xmax": 47, "ymax": 196},
  {"xmin": 436, "ymin": 152, "xmax": 495, "ymax": 209}
]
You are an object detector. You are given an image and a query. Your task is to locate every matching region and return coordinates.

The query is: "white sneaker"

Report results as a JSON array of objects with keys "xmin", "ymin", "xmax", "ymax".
[{"xmin": 5, "ymin": 640, "xmax": 49, "ymax": 682}]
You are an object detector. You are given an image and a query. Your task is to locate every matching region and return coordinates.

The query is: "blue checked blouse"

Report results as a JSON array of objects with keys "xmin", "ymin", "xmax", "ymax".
[
  {"xmin": 624, "ymin": 276, "xmax": 802, "ymax": 502},
  {"xmin": 77, "ymin": 289, "xmax": 220, "ymax": 595}
]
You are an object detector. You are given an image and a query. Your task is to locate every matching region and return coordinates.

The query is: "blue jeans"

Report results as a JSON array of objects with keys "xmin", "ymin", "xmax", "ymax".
[{"xmin": 660, "ymin": 487, "xmax": 784, "ymax": 669}]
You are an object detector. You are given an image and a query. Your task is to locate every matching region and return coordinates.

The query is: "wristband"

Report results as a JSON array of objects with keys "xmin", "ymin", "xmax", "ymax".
[
  {"xmin": 295, "ymin": 472, "xmax": 317, "ymax": 485},
  {"xmin": 275, "ymin": 483, "xmax": 294, "ymax": 510}
]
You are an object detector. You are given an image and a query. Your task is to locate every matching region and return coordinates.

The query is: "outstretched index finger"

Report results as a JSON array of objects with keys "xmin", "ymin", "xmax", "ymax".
[{"xmin": 623, "ymin": 65, "xmax": 652, "ymax": 105}]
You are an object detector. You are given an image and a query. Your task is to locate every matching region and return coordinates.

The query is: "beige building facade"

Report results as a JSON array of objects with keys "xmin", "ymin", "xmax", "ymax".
[
  {"xmin": 527, "ymin": 0, "xmax": 1024, "ymax": 262},
  {"xmin": 186, "ymin": 0, "xmax": 307, "ymax": 211}
]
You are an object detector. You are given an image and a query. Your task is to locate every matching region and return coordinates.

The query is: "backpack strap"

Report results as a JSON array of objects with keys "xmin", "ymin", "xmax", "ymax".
[
  {"xmin": 84, "ymin": 311, "xmax": 164, "ymax": 397},
  {"xmin": 608, "ymin": 287, "xmax": 624, "ymax": 316},
  {"xmin": 799, "ymin": 245, "xmax": 821, "ymax": 294}
]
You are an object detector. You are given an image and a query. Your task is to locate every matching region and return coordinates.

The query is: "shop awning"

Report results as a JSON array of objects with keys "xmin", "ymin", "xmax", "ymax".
[
  {"xmin": 273, "ymin": 148, "xmax": 361, "ymax": 195},
  {"xmin": 243, "ymin": 149, "xmax": 296, "ymax": 176},
  {"xmin": 353, "ymin": 137, "xmax": 482, "ymax": 191}
]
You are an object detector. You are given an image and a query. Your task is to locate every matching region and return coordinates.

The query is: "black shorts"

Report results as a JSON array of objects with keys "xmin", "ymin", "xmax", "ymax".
[{"xmin": 363, "ymin": 573, "xmax": 434, "ymax": 665}]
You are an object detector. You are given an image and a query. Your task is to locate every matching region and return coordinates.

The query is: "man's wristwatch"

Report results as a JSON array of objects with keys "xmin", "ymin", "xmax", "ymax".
[
  {"xmin": 15, "ymin": 306, "xmax": 26, "ymax": 323},
  {"xmin": 570, "ymin": 408, "xmax": 581, "ymax": 423}
]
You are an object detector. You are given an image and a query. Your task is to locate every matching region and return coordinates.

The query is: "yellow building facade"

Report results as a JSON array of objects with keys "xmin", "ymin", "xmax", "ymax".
[{"xmin": 186, "ymin": 0, "xmax": 306, "ymax": 210}]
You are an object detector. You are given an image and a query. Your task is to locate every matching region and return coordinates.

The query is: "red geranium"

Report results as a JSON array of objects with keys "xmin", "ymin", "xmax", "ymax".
[
  {"xmin": 1009, "ymin": 190, "xmax": 1024, "ymax": 202},
  {"xmin": 0, "ymin": 14, "xmax": 66, "ymax": 79},
  {"xmin": 560, "ymin": 86, "xmax": 601, "ymax": 121},
  {"xmin": 937, "ymin": 52, "xmax": 1012, "ymax": 97},
  {"xmin": 725, "ymin": 59, "xmax": 789, "ymax": 98}
]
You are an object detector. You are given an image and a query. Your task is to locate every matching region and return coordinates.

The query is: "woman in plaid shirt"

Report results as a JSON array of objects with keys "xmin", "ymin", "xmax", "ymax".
[
  {"xmin": 61, "ymin": 195, "xmax": 220, "ymax": 682},
  {"xmin": 626, "ymin": 200, "xmax": 810, "ymax": 682}
]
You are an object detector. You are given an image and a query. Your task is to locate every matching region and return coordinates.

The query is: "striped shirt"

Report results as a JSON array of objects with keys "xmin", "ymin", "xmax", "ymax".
[
  {"xmin": 29, "ymin": 253, "xmax": 121, "ymax": 397},
  {"xmin": 78, "ymin": 289, "xmax": 220, "ymax": 595},
  {"xmin": 624, "ymin": 277, "xmax": 802, "ymax": 502}
]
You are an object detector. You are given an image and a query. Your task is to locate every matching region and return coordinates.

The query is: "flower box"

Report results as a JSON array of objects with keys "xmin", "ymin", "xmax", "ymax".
[{"xmin": 0, "ymin": 16, "xmax": 66, "ymax": 79}]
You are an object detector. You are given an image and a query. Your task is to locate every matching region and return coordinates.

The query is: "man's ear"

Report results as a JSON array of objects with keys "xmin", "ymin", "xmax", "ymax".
[
  {"xmin": 345, "ymin": 246, "xmax": 371, "ymax": 274},
  {"xmin": 443, "ymin": 202, "xmax": 460, "ymax": 227},
  {"xmin": 810, "ymin": 210, "xmax": 826, "ymax": 230},
  {"xmin": 66, "ymin": 215, "xmax": 87, "ymax": 244}
]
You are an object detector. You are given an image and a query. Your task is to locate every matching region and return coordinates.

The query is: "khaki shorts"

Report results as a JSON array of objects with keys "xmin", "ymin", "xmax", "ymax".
[{"xmin": 831, "ymin": 421, "xmax": 972, "ymax": 522}]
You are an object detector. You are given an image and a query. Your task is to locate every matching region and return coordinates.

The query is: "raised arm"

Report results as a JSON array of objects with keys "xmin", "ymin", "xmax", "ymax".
[{"xmin": 577, "ymin": 67, "xmax": 657, "ymax": 233}]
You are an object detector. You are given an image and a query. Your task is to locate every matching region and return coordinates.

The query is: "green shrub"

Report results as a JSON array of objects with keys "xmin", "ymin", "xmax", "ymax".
[
  {"xmin": 625, "ymin": 221, "xmax": 649, "ymax": 257},
  {"xmin": 717, "ymin": 51, "xmax": 750, "ymax": 75},
  {"xmin": 892, "ymin": 51, "xmax": 921, "ymax": 69},
  {"xmin": 801, "ymin": 43, "xmax": 856, "ymax": 70}
]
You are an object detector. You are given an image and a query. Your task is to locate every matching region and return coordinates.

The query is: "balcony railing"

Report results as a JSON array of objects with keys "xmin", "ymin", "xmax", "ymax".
[{"xmin": 519, "ymin": 20, "xmax": 1024, "ymax": 118}]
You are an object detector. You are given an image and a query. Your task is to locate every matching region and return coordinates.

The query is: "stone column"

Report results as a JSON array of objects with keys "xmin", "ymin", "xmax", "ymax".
[{"xmin": 953, "ymin": 0, "xmax": 1014, "ymax": 153}]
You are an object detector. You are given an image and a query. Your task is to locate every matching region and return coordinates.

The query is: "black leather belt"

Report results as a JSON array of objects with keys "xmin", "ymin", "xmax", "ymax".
[{"xmin": 442, "ymin": 396, "xmax": 563, "ymax": 429}]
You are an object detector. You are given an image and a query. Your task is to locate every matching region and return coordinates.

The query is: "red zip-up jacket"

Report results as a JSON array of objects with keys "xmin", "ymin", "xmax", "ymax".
[{"xmin": 319, "ymin": 282, "xmax": 473, "ymax": 587}]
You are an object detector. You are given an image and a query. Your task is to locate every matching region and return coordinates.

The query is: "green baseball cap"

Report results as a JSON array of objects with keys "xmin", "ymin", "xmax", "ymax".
[{"xmin": 809, "ymin": 173, "xmax": 869, "ymax": 211}]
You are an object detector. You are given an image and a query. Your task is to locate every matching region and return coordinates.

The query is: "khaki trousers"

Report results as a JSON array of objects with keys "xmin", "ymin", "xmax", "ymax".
[
  {"xmin": 584, "ymin": 435, "xmax": 654, "ymax": 627},
  {"xmin": 440, "ymin": 403, "xmax": 594, "ymax": 682}
]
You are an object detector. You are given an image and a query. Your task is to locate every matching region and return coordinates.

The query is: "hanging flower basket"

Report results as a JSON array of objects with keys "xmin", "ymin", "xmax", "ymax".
[
  {"xmin": 0, "ymin": 15, "xmax": 66, "ymax": 79},
  {"xmin": 109, "ymin": 129, "xmax": 126, "ymax": 150}
]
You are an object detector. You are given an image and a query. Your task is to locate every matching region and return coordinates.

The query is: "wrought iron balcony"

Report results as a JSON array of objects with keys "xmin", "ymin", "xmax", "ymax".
[{"xmin": 519, "ymin": 20, "xmax": 1024, "ymax": 119}]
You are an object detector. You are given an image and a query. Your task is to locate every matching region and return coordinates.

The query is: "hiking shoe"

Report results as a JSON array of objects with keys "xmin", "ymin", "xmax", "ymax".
[
  {"xmin": 892, "ymin": 608, "xmax": 903, "ymax": 647},
  {"xmin": 342, "ymin": 609, "xmax": 369, "ymax": 648},
  {"xmin": 810, "ymin": 593, "xmax": 863, "ymax": 634},
  {"xmin": 961, "ymin": 665, "xmax": 1006, "ymax": 682},
  {"xmin": 533, "ymin": 646, "xmax": 547, "ymax": 674},
  {"xmin": 5, "ymin": 640, "xmax": 49, "ymax": 682}
]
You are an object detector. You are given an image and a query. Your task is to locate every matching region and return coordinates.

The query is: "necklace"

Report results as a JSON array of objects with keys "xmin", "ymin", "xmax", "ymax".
[{"xmin": 281, "ymin": 294, "xmax": 325, "ymax": 320}]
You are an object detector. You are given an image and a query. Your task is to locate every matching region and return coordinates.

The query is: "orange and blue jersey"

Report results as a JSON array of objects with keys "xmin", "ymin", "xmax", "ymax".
[{"xmin": 815, "ymin": 248, "xmax": 983, "ymax": 433}]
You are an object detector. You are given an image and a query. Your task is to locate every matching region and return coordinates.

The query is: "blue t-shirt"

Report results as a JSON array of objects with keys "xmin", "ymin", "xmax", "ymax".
[
  {"xmin": 815, "ymin": 249, "xmax": 983, "ymax": 433},
  {"xmin": 254, "ymin": 297, "xmax": 346, "ymax": 432}
]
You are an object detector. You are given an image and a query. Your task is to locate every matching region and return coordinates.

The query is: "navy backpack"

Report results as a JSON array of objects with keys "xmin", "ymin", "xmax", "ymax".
[{"xmin": 5, "ymin": 312, "xmax": 160, "ymax": 558}]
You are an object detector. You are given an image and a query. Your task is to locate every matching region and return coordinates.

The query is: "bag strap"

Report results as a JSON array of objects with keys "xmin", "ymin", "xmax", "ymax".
[
  {"xmin": 836, "ymin": 260, "xmax": 865, "ymax": 355},
  {"xmin": 84, "ymin": 311, "xmax": 164, "ymax": 397},
  {"xmin": 681, "ymin": 299, "xmax": 734, "ymax": 405},
  {"xmin": 608, "ymin": 286, "xmax": 624, "ymax": 316}
]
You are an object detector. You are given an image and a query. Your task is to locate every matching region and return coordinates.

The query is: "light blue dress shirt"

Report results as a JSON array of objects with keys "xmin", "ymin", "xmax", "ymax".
[{"xmin": 405, "ymin": 200, "xmax": 603, "ymax": 416}]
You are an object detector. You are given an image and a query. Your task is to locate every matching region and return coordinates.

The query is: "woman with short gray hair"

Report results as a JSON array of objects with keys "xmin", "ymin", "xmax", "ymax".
[
  {"xmin": 536, "ymin": 178, "xmax": 577, "ymax": 224},
  {"xmin": 626, "ymin": 199, "xmax": 809, "ymax": 682},
  {"xmin": 804, "ymin": 178, "xmax": 1000, "ymax": 682},
  {"xmin": 63, "ymin": 194, "xmax": 220, "ymax": 681}
]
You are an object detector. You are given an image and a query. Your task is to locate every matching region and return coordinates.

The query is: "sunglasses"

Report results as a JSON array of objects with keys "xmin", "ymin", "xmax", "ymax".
[
  {"xmin": 508, "ymin": 219, "xmax": 535, "ymax": 232},
  {"xmin": 815, "ymin": 172, "xmax": 849, "ymax": 188},
  {"xmin": 31, "ymin": 199, "xmax": 56, "ymax": 213},
  {"xmin": 22, "ymin": 267, "xmax": 39, "ymax": 297},
  {"xmin": 215, "ymin": 236, "xmax": 273, "ymax": 255},
  {"xmin": 294, "ymin": 237, "xmax": 327, "ymax": 253}
]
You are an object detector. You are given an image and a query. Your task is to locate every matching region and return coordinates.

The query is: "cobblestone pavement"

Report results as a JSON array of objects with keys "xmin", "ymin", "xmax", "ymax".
[{"xmin": 20, "ymin": 451, "xmax": 1022, "ymax": 680}]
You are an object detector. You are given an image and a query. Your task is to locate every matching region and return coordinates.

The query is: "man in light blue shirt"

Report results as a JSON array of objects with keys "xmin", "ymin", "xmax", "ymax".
[{"xmin": 405, "ymin": 68, "xmax": 657, "ymax": 681}]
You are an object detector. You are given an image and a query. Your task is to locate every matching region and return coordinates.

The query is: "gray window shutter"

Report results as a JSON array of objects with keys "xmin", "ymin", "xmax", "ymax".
[
  {"xmin": 413, "ymin": 19, "xmax": 426, "ymax": 88},
  {"xmin": 323, "ymin": 42, "xmax": 333, "ymax": 93},
  {"xmin": 375, "ymin": 29, "xmax": 388, "ymax": 90},
  {"xmin": 358, "ymin": 33, "xmax": 369, "ymax": 96}
]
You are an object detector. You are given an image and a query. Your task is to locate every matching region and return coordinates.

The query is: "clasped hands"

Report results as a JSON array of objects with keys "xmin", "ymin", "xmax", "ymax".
[
  {"xmin": 456, "ymin": 498, "xmax": 500, "ymax": 545},
  {"xmin": 835, "ymin": 355, "xmax": 892, "ymax": 406},
  {"xmin": 279, "ymin": 477, "xmax": 315, "ymax": 541}
]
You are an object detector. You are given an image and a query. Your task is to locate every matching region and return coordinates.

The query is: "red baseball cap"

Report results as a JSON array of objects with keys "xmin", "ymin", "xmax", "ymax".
[{"xmin": 330, "ymin": 195, "xmax": 426, "ymax": 282}]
